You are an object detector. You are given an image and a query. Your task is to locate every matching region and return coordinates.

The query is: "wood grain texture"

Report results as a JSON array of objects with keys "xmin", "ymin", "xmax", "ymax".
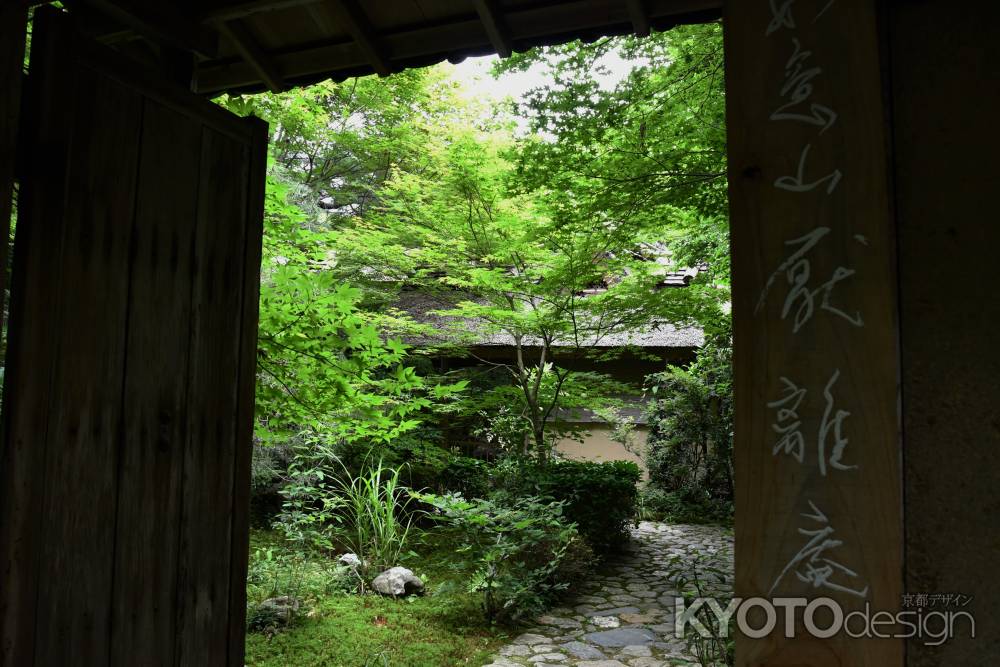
[
  {"xmin": 108, "ymin": 98, "xmax": 203, "ymax": 666},
  {"xmin": 724, "ymin": 1, "xmax": 902, "ymax": 665},
  {"xmin": 30, "ymin": 66, "xmax": 144, "ymax": 667},
  {"xmin": 195, "ymin": 0, "xmax": 723, "ymax": 94},
  {"xmin": 174, "ymin": 127, "xmax": 248, "ymax": 666},
  {"xmin": 227, "ymin": 116, "xmax": 268, "ymax": 667},
  {"xmin": 0, "ymin": 4, "xmax": 26, "ymax": 339},
  {"xmin": 889, "ymin": 2, "xmax": 1000, "ymax": 664},
  {"xmin": 0, "ymin": 13, "xmax": 129, "ymax": 665},
  {"xmin": 0, "ymin": 9, "xmax": 267, "ymax": 663}
]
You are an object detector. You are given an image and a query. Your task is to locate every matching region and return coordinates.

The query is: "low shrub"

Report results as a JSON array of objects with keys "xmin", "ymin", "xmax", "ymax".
[
  {"xmin": 245, "ymin": 545, "xmax": 357, "ymax": 633},
  {"xmin": 323, "ymin": 435, "xmax": 491, "ymax": 498},
  {"xmin": 416, "ymin": 493, "xmax": 586, "ymax": 624},
  {"xmin": 639, "ymin": 486, "xmax": 733, "ymax": 525},
  {"xmin": 644, "ymin": 340, "xmax": 733, "ymax": 522},
  {"xmin": 495, "ymin": 459, "xmax": 641, "ymax": 555}
]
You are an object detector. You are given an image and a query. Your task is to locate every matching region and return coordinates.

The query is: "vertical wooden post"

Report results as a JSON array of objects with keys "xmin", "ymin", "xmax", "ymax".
[
  {"xmin": 725, "ymin": 1, "xmax": 902, "ymax": 665},
  {"xmin": 0, "ymin": 3, "xmax": 27, "ymax": 338}
]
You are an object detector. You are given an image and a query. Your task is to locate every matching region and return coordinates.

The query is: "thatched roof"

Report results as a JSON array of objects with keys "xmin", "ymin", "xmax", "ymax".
[{"xmin": 392, "ymin": 289, "xmax": 704, "ymax": 349}]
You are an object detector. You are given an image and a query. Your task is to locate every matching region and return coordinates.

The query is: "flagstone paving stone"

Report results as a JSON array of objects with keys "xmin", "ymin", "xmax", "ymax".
[{"xmin": 482, "ymin": 522, "xmax": 733, "ymax": 667}]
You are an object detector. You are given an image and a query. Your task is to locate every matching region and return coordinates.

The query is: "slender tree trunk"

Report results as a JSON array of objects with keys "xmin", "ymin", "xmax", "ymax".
[{"xmin": 533, "ymin": 422, "xmax": 547, "ymax": 465}]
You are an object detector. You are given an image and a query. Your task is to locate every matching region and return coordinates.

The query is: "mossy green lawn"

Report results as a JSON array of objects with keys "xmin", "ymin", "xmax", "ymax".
[{"xmin": 244, "ymin": 530, "xmax": 512, "ymax": 667}]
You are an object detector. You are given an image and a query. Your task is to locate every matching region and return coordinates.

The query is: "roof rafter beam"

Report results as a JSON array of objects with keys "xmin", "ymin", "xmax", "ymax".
[
  {"xmin": 202, "ymin": 0, "xmax": 324, "ymax": 24},
  {"xmin": 212, "ymin": 19, "xmax": 284, "ymax": 93},
  {"xmin": 72, "ymin": 0, "xmax": 218, "ymax": 58},
  {"xmin": 315, "ymin": 0, "xmax": 391, "ymax": 77},
  {"xmin": 472, "ymin": 0, "xmax": 512, "ymax": 58},
  {"xmin": 626, "ymin": 0, "xmax": 652, "ymax": 37}
]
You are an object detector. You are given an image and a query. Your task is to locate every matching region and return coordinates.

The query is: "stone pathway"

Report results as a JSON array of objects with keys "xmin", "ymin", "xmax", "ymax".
[{"xmin": 483, "ymin": 522, "xmax": 733, "ymax": 667}]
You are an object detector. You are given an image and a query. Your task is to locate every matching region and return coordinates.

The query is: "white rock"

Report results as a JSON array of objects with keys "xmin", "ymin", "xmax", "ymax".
[{"xmin": 371, "ymin": 566, "xmax": 424, "ymax": 596}]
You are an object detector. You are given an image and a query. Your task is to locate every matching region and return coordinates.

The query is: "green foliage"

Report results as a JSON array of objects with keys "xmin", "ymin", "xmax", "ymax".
[
  {"xmin": 244, "ymin": 530, "xmax": 506, "ymax": 666},
  {"xmin": 664, "ymin": 547, "xmax": 735, "ymax": 666},
  {"xmin": 246, "ymin": 544, "xmax": 358, "ymax": 634},
  {"xmin": 255, "ymin": 170, "xmax": 447, "ymax": 447},
  {"xmin": 497, "ymin": 23, "xmax": 730, "ymax": 303},
  {"xmin": 644, "ymin": 339, "xmax": 733, "ymax": 523},
  {"xmin": 639, "ymin": 487, "xmax": 732, "ymax": 526},
  {"xmin": 416, "ymin": 493, "xmax": 589, "ymax": 624},
  {"xmin": 277, "ymin": 440, "xmax": 419, "ymax": 576},
  {"xmin": 495, "ymin": 459, "xmax": 641, "ymax": 554}
]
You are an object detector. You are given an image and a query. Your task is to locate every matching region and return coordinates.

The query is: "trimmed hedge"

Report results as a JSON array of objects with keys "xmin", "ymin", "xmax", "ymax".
[{"xmin": 498, "ymin": 459, "xmax": 641, "ymax": 555}]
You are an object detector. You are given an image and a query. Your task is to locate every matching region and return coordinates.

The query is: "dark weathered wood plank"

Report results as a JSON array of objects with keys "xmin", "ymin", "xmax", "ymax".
[
  {"xmin": 0, "ymin": 12, "xmax": 78, "ymax": 664},
  {"xmin": 202, "ymin": 0, "xmax": 324, "ymax": 23},
  {"xmin": 214, "ymin": 18, "xmax": 284, "ymax": 93},
  {"xmin": 174, "ymin": 127, "xmax": 249, "ymax": 666},
  {"xmin": 725, "ymin": 1, "xmax": 902, "ymax": 665},
  {"xmin": 890, "ymin": 2, "xmax": 1000, "ymax": 664},
  {"xmin": 0, "ymin": 3, "xmax": 26, "ymax": 339},
  {"xmin": 3, "ymin": 8, "xmax": 267, "ymax": 663},
  {"xmin": 63, "ymin": 16, "xmax": 254, "ymax": 142},
  {"xmin": 473, "ymin": 0, "xmax": 512, "ymax": 58},
  {"xmin": 227, "ymin": 116, "xmax": 268, "ymax": 667},
  {"xmin": 626, "ymin": 0, "xmax": 651, "ymax": 37},
  {"xmin": 310, "ymin": 0, "xmax": 391, "ymax": 76},
  {"xmin": 28, "ymin": 66, "xmax": 144, "ymax": 667},
  {"xmin": 196, "ymin": 0, "xmax": 722, "ymax": 94},
  {"xmin": 75, "ymin": 0, "xmax": 219, "ymax": 58},
  {"xmin": 108, "ymin": 99, "xmax": 203, "ymax": 667},
  {"xmin": 1, "ymin": 9, "xmax": 143, "ymax": 664}
]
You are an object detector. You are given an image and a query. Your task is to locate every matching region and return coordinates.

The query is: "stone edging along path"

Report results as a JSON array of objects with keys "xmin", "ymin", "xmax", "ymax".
[{"xmin": 483, "ymin": 522, "xmax": 734, "ymax": 667}]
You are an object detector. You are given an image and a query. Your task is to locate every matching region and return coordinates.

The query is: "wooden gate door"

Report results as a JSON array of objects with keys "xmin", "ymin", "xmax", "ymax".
[{"xmin": 0, "ymin": 9, "xmax": 266, "ymax": 666}]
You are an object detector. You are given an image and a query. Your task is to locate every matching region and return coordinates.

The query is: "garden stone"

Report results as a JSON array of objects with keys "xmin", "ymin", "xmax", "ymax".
[
  {"xmin": 585, "ymin": 606, "xmax": 639, "ymax": 617},
  {"xmin": 484, "ymin": 659, "xmax": 522, "ymax": 667},
  {"xmin": 254, "ymin": 595, "xmax": 301, "ymax": 625},
  {"xmin": 583, "ymin": 628, "xmax": 657, "ymax": 647},
  {"xmin": 538, "ymin": 615, "xmax": 582, "ymax": 629},
  {"xmin": 370, "ymin": 566, "xmax": 424, "ymax": 596},
  {"xmin": 500, "ymin": 644, "xmax": 532, "ymax": 657},
  {"xmin": 338, "ymin": 553, "xmax": 362, "ymax": 569},
  {"xmin": 560, "ymin": 641, "xmax": 605, "ymax": 659},
  {"xmin": 515, "ymin": 633, "xmax": 549, "ymax": 646},
  {"xmin": 591, "ymin": 616, "xmax": 620, "ymax": 629},
  {"xmin": 620, "ymin": 612, "xmax": 657, "ymax": 624},
  {"xmin": 576, "ymin": 661, "xmax": 628, "ymax": 667},
  {"xmin": 627, "ymin": 659, "xmax": 667, "ymax": 667}
]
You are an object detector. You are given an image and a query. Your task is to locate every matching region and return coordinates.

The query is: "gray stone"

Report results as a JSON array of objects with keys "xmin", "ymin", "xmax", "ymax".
[
  {"xmin": 338, "ymin": 553, "xmax": 362, "ymax": 569},
  {"xmin": 560, "ymin": 641, "xmax": 606, "ymax": 660},
  {"xmin": 582, "ymin": 628, "xmax": 658, "ymax": 647},
  {"xmin": 370, "ymin": 566, "xmax": 424, "ymax": 596},
  {"xmin": 514, "ymin": 633, "xmax": 549, "ymax": 646},
  {"xmin": 627, "ymin": 657, "xmax": 667, "ymax": 666},
  {"xmin": 253, "ymin": 595, "xmax": 301, "ymax": 625},
  {"xmin": 484, "ymin": 660, "xmax": 522, "ymax": 667},
  {"xmin": 585, "ymin": 606, "xmax": 640, "ymax": 617},
  {"xmin": 537, "ymin": 615, "xmax": 582, "ymax": 629}
]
